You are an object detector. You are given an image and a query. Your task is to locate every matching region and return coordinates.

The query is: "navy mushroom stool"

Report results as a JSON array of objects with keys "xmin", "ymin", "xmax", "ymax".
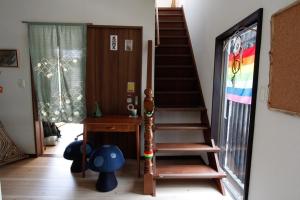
[
  {"xmin": 63, "ymin": 140, "xmax": 92, "ymax": 173},
  {"xmin": 89, "ymin": 145, "xmax": 125, "ymax": 192}
]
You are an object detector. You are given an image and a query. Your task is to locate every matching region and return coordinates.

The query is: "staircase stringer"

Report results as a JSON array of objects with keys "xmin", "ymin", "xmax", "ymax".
[
  {"xmin": 182, "ymin": 7, "xmax": 205, "ymax": 107},
  {"xmin": 200, "ymin": 109, "xmax": 226, "ymax": 195}
]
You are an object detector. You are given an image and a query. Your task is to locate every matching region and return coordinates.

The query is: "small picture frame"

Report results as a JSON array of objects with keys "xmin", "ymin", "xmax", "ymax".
[
  {"xmin": 125, "ymin": 39, "xmax": 133, "ymax": 51},
  {"xmin": 110, "ymin": 35, "xmax": 118, "ymax": 51},
  {"xmin": 0, "ymin": 49, "xmax": 18, "ymax": 68}
]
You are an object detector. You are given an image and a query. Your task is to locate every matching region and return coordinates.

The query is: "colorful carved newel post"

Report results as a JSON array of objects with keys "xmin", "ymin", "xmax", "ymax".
[
  {"xmin": 144, "ymin": 40, "xmax": 155, "ymax": 195},
  {"xmin": 143, "ymin": 88, "xmax": 155, "ymax": 195}
]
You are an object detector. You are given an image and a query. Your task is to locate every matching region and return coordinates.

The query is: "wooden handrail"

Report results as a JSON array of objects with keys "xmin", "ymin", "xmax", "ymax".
[
  {"xmin": 155, "ymin": 0, "xmax": 160, "ymax": 47},
  {"xmin": 147, "ymin": 40, "xmax": 153, "ymax": 89},
  {"xmin": 144, "ymin": 40, "xmax": 155, "ymax": 195}
]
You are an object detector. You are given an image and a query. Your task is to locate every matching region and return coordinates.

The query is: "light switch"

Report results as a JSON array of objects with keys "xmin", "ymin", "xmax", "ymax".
[
  {"xmin": 259, "ymin": 86, "xmax": 268, "ymax": 103},
  {"xmin": 17, "ymin": 79, "xmax": 26, "ymax": 89}
]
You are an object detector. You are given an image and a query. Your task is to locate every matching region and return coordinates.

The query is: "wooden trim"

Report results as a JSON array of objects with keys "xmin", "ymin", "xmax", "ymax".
[
  {"xmin": 271, "ymin": 0, "xmax": 300, "ymax": 17},
  {"xmin": 244, "ymin": 9, "xmax": 263, "ymax": 200},
  {"xmin": 29, "ymin": 57, "xmax": 44, "ymax": 157},
  {"xmin": 147, "ymin": 40, "xmax": 153, "ymax": 89},
  {"xmin": 211, "ymin": 8, "xmax": 263, "ymax": 200},
  {"xmin": 87, "ymin": 25, "xmax": 143, "ymax": 30}
]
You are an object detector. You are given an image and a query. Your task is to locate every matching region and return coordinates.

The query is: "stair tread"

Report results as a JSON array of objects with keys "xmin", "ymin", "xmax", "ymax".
[
  {"xmin": 155, "ymin": 123, "xmax": 208, "ymax": 130},
  {"xmin": 156, "ymin": 107, "xmax": 205, "ymax": 111},
  {"xmin": 159, "ymin": 28, "xmax": 185, "ymax": 31},
  {"xmin": 158, "ymin": 8, "xmax": 183, "ymax": 11},
  {"xmin": 159, "ymin": 35, "xmax": 188, "ymax": 38},
  {"xmin": 156, "ymin": 143, "xmax": 220, "ymax": 152},
  {"xmin": 156, "ymin": 54, "xmax": 191, "ymax": 57},
  {"xmin": 155, "ymin": 164, "xmax": 226, "ymax": 179},
  {"xmin": 156, "ymin": 91, "xmax": 200, "ymax": 94},
  {"xmin": 157, "ymin": 44, "xmax": 189, "ymax": 47},
  {"xmin": 156, "ymin": 77, "xmax": 197, "ymax": 81},
  {"xmin": 156, "ymin": 65, "xmax": 193, "ymax": 69},
  {"xmin": 160, "ymin": 20, "xmax": 184, "ymax": 23}
]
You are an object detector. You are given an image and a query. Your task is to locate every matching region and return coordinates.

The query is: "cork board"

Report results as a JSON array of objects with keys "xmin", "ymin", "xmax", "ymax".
[{"xmin": 269, "ymin": 1, "xmax": 300, "ymax": 115}]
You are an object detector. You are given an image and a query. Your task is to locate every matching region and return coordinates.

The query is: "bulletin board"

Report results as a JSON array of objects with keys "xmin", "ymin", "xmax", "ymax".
[{"xmin": 268, "ymin": 1, "xmax": 300, "ymax": 115}]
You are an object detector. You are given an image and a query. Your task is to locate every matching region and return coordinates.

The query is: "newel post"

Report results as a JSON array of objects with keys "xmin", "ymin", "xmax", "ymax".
[{"xmin": 143, "ymin": 40, "xmax": 155, "ymax": 195}]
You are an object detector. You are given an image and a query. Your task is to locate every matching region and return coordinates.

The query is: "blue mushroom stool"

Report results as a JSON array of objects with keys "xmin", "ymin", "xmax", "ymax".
[
  {"xmin": 89, "ymin": 145, "xmax": 125, "ymax": 192},
  {"xmin": 63, "ymin": 140, "xmax": 92, "ymax": 173}
]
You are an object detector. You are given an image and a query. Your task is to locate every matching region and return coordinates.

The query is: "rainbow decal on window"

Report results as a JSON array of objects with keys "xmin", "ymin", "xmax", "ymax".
[{"xmin": 226, "ymin": 46, "xmax": 255, "ymax": 105}]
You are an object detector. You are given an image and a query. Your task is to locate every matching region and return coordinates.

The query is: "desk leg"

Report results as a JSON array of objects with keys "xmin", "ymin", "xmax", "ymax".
[
  {"xmin": 82, "ymin": 125, "xmax": 87, "ymax": 178},
  {"xmin": 136, "ymin": 125, "xmax": 141, "ymax": 177}
]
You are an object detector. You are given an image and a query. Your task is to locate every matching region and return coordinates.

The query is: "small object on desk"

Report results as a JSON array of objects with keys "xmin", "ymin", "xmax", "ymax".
[
  {"xmin": 127, "ymin": 103, "xmax": 137, "ymax": 117},
  {"xmin": 89, "ymin": 145, "xmax": 125, "ymax": 192},
  {"xmin": 94, "ymin": 102, "xmax": 102, "ymax": 118},
  {"xmin": 129, "ymin": 108, "xmax": 138, "ymax": 118},
  {"xmin": 63, "ymin": 140, "xmax": 93, "ymax": 173}
]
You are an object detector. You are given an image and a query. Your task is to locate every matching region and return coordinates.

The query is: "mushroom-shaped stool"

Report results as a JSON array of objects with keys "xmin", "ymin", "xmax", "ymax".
[
  {"xmin": 63, "ymin": 140, "xmax": 92, "ymax": 173},
  {"xmin": 89, "ymin": 145, "xmax": 125, "ymax": 192}
]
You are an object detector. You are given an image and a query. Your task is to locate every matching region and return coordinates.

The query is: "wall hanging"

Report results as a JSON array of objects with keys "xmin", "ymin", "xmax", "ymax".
[
  {"xmin": 269, "ymin": 1, "xmax": 300, "ymax": 115},
  {"xmin": 0, "ymin": 49, "xmax": 18, "ymax": 68}
]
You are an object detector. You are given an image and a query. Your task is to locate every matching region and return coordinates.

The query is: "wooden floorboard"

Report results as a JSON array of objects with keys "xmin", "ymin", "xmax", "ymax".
[{"xmin": 0, "ymin": 157, "xmax": 232, "ymax": 200}]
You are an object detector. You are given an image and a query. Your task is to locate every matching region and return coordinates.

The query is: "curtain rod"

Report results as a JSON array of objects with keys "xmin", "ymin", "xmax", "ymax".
[{"xmin": 22, "ymin": 21, "xmax": 93, "ymax": 25}]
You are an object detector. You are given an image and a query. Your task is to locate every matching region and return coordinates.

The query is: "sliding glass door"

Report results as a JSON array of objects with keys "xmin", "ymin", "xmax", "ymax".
[{"xmin": 211, "ymin": 9, "xmax": 263, "ymax": 200}]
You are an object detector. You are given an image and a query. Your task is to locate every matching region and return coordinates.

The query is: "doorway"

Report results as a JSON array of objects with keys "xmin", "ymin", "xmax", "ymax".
[
  {"xmin": 211, "ymin": 9, "xmax": 263, "ymax": 200},
  {"xmin": 28, "ymin": 23, "xmax": 87, "ymax": 157}
]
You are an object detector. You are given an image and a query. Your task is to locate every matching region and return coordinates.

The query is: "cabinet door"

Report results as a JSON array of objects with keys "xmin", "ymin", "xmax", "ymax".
[
  {"xmin": 86, "ymin": 26, "xmax": 142, "ymax": 158},
  {"xmin": 86, "ymin": 26, "xmax": 142, "ymax": 115}
]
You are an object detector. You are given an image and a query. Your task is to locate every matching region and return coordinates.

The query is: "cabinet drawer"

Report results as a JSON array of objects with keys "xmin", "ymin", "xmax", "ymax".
[{"xmin": 86, "ymin": 123, "xmax": 135, "ymax": 132}]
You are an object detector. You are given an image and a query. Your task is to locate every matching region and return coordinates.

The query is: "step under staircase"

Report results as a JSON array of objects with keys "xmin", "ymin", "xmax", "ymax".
[{"xmin": 143, "ymin": 7, "xmax": 226, "ymax": 196}]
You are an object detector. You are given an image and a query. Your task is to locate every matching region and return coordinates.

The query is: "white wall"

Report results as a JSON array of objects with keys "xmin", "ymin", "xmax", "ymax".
[
  {"xmin": 0, "ymin": 0, "xmax": 155, "ymax": 154},
  {"xmin": 182, "ymin": 0, "xmax": 300, "ymax": 199}
]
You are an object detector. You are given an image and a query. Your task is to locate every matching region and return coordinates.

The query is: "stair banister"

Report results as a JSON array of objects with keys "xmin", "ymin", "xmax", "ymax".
[
  {"xmin": 144, "ymin": 40, "xmax": 155, "ymax": 195},
  {"xmin": 155, "ymin": 0, "xmax": 160, "ymax": 47}
]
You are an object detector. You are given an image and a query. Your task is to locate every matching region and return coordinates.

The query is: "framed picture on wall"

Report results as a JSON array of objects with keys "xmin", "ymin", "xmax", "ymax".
[
  {"xmin": 0, "ymin": 49, "xmax": 18, "ymax": 68},
  {"xmin": 125, "ymin": 39, "xmax": 133, "ymax": 51}
]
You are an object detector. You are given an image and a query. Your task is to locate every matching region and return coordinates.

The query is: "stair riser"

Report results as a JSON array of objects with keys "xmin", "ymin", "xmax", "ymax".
[
  {"xmin": 156, "ymin": 47, "xmax": 190, "ymax": 54},
  {"xmin": 155, "ymin": 67, "xmax": 195, "ymax": 78},
  {"xmin": 155, "ymin": 80, "xmax": 199, "ymax": 91},
  {"xmin": 159, "ymin": 22, "xmax": 185, "ymax": 28},
  {"xmin": 155, "ymin": 56, "xmax": 192, "ymax": 65},
  {"xmin": 159, "ymin": 15, "xmax": 184, "ymax": 21},
  {"xmin": 160, "ymin": 38, "xmax": 188, "ymax": 45},
  {"xmin": 155, "ymin": 94, "xmax": 202, "ymax": 107},
  {"xmin": 159, "ymin": 29, "xmax": 186, "ymax": 36}
]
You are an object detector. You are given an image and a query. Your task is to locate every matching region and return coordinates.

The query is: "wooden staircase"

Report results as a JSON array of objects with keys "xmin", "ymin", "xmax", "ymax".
[
  {"xmin": 143, "ymin": 7, "xmax": 225, "ymax": 196},
  {"xmin": 155, "ymin": 7, "xmax": 203, "ymax": 108}
]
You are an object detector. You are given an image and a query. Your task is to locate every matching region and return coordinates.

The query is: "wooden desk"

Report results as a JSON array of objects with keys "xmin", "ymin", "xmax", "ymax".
[{"xmin": 82, "ymin": 115, "xmax": 142, "ymax": 177}]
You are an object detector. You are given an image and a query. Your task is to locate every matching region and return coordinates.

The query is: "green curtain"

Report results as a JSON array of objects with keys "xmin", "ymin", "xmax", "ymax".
[{"xmin": 29, "ymin": 24, "xmax": 87, "ymax": 123}]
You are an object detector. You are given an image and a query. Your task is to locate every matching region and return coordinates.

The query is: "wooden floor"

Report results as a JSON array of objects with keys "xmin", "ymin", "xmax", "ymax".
[{"xmin": 0, "ymin": 157, "xmax": 233, "ymax": 200}]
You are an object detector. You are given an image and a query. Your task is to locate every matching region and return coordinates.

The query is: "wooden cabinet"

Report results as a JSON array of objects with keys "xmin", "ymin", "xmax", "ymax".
[{"xmin": 86, "ymin": 25, "xmax": 142, "ymax": 158}]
